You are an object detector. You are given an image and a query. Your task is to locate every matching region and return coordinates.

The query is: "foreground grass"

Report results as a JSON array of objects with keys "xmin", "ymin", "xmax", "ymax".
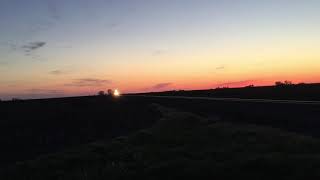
[{"xmin": 2, "ymin": 105, "xmax": 320, "ymax": 179}]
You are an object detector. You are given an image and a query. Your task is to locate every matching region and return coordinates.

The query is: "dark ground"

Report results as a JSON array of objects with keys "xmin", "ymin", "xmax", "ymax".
[
  {"xmin": 1, "ymin": 84, "xmax": 320, "ymax": 179},
  {"xmin": 0, "ymin": 96, "xmax": 160, "ymax": 167},
  {"xmin": 140, "ymin": 83, "xmax": 320, "ymax": 100}
]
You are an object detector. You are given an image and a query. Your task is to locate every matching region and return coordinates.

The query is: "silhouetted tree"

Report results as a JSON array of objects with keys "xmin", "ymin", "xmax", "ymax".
[
  {"xmin": 215, "ymin": 86, "xmax": 229, "ymax": 90},
  {"xmin": 275, "ymin": 81, "xmax": 284, "ymax": 86},
  {"xmin": 275, "ymin": 81, "xmax": 293, "ymax": 87},
  {"xmin": 107, "ymin": 89, "xmax": 113, "ymax": 96},
  {"xmin": 284, "ymin": 80, "xmax": 293, "ymax": 85},
  {"xmin": 98, "ymin": 91, "xmax": 105, "ymax": 96}
]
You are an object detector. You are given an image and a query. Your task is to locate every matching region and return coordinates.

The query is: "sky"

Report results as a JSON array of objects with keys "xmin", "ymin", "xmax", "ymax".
[{"xmin": 0, "ymin": 0, "xmax": 320, "ymax": 99}]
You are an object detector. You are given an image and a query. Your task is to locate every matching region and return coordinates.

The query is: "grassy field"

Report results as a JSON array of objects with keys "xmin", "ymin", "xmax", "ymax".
[
  {"xmin": 1, "ymin": 87, "xmax": 320, "ymax": 179},
  {"xmin": 2, "ymin": 104, "xmax": 320, "ymax": 179},
  {"xmin": 0, "ymin": 96, "xmax": 160, "ymax": 167},
  {"xmin": 139, "ymin": 83, "xmax": 320, "ymax": 100}
]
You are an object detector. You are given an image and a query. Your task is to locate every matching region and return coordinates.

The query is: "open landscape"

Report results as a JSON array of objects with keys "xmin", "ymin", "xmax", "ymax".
[
  {"xmin": 1, "ymin": 0, "xmax": 320, "ymax": 178},
  {"xmin": 1, "ymin": 84, "xmax": 320, "ymax": 179}
]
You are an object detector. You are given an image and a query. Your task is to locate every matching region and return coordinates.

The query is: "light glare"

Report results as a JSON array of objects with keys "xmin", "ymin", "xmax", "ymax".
[{"xmin": 114, "ymin": 89, "xmax": 120, "ymax": 96}]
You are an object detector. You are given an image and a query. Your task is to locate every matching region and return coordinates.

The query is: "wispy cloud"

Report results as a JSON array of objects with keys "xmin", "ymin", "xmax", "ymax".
[
  {"xmin": 215, "ymin": 66, "xmax": 225, "ymax": 70},
  {"xmin": 22, "ymin": 41, "xmax": 46, "ymax": 52},
  {"xmin": 137, "ymin": 82, "xmax": 173, "ymax": 92},
  {"xmin": 65, "ymin": 78, "xmax": 112, "ymax": 87},
  {"xmin": 152, "ymin": 82, "xmax": 172, "ymax": 89},
  {"xmin": 27, "ymin": 89, "xmax": 64, "ymax": 94},
  {"xmin": 49, "ymin": 70, "xmax": 66, "ymax": 75},
  {"xmin": 152, "ymin": 49, "xmax": 169, "ymax": 56},
  {"xmin": 105, "ymin": 22, "xmax": 119, "ymax": 30}
]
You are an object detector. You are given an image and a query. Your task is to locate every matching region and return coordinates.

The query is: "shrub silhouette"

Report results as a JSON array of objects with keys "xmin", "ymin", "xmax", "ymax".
[
  {"xmin": 107, "ymin": 89, "xmax": 113, "ymax": 96},
  {"xmin": 98, "ymin": 91, "xmax": 105, "ymax": 96},
  {"xmin": 275, "ymin": 81, "xmax": 293, "ymax": 87}
]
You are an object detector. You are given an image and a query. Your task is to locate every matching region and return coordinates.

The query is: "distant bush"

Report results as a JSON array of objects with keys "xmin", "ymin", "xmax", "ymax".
[
  {"xmin": 107, "ymin": 89, "xmax": 113, "ymax": 95},
  {"xmin": 98, "ymin": 91, "xmax": 105, "ymax": 96},
  {"xmin": 245, "ymin": 85, "xmax": 255, "ymax": 88},
  {"xmin": 275, "ymin": 80, "xmax": 294, "ymax": 87},
  {"xmin": 215, "ymin": 86, "xmax": 229, "ymax": 90}
]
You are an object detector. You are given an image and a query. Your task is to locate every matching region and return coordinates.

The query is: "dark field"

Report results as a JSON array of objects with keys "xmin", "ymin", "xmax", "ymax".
[
  {"xmin": 1, "ymin": 85, "xmax": 320, "ymax": 179},
  {"xmin": 140, "ymin": 83, "xmax": 320, "ymax": 100}
]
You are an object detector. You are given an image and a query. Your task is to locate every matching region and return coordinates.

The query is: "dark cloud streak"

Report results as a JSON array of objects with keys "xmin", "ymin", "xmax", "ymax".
[
  {"xmin": 49, "ymin": 70, "xmax": 65, "ymax": 75},
  {"xmin": 216, "ymin": 66, "xmax": 225, "ymax": 70},
  {"xmin": 22, "ymin": 42, "xmax": 46, "ymax": 52},
  {"xmin": 65, "ymin": 78, "xmax": 112, "ymax": 87},
  {"xmin": 152, "ymin": 49, "xmax": 169, "ymax": 56},
  {"xmin": 27, "ymin": 89, "xmax": 64, "ymax": 94},
  {"xmin": 152, "ymin": 82, "xmax": 172, "ymax": 89}
]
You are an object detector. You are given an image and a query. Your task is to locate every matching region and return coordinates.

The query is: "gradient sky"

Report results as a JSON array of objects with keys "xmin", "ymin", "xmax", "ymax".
[{"xmin": 1, "ymin": 0, "xmax": 320, "ymax": 99}]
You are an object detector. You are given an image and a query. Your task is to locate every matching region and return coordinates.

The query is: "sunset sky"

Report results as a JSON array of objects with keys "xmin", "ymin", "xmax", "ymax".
[{"xmin": 1, "ymin": 0, "xmax": 320, "ymax": 99}]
